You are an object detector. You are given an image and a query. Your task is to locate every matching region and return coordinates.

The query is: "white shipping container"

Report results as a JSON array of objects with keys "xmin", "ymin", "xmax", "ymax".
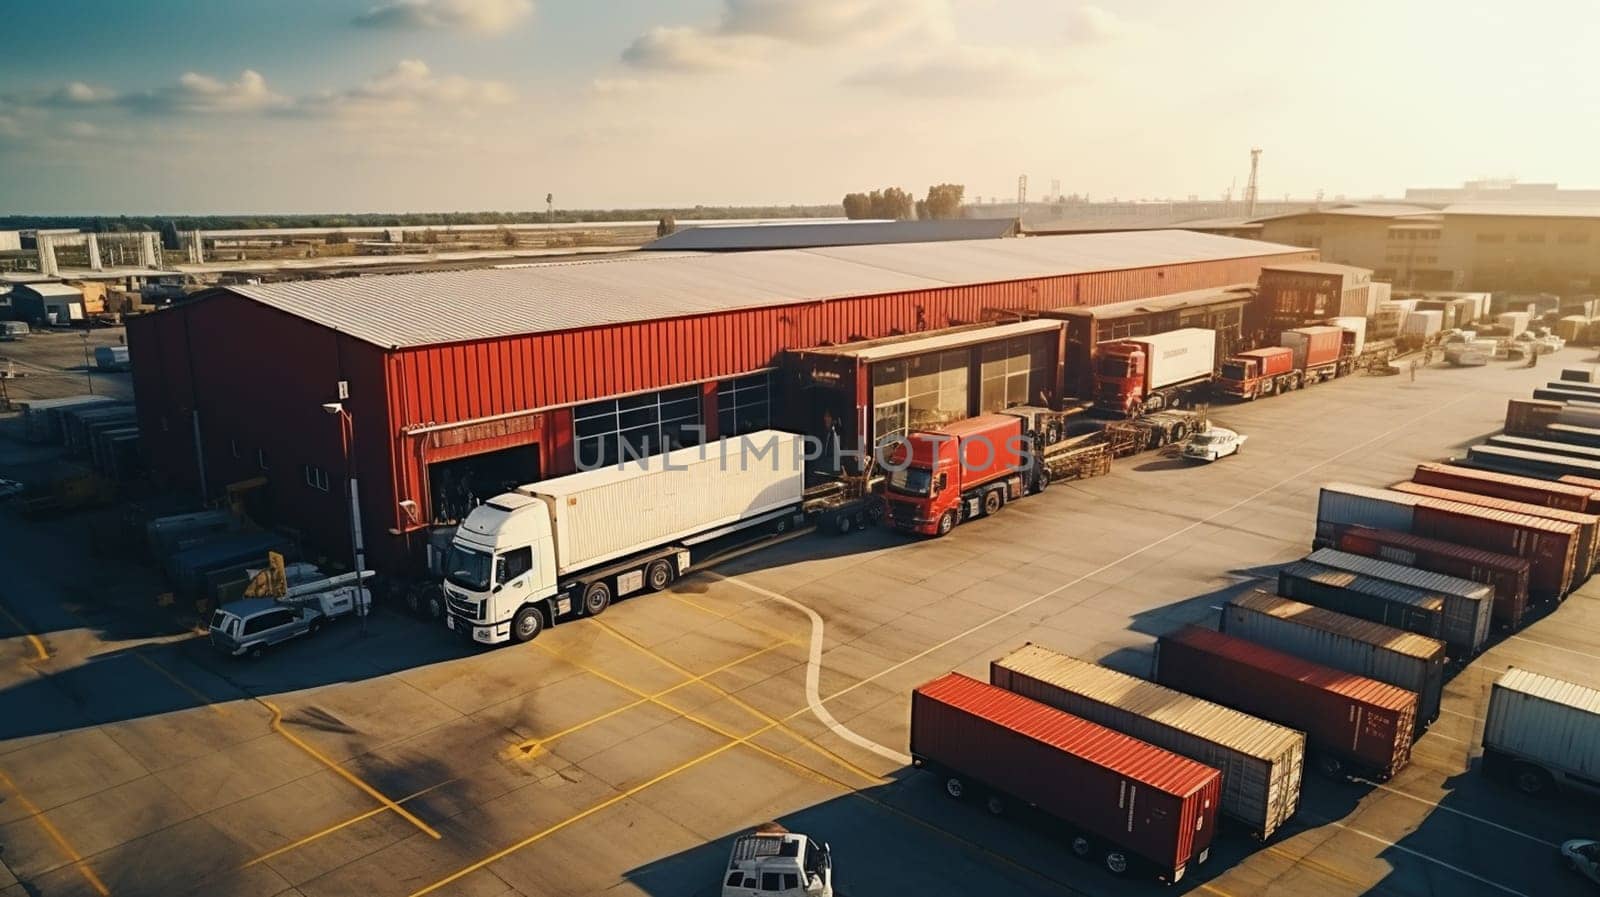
[
  {"xmin": 1403, "ymin": 309, "xmax": 1444, "ymax": 339},
  {"xmin": 1316, "ymin": 483, "xmax": 1418, "ymax": 544},
  {"xmin": 1306, "ymin": 547, "xmax": 1493, "ymax": 656},
  {"xmin": 1338, "ymin": 282, "xmax": 1376, "ymax": 318},
  {"xmin": 990, "ymin": 643, "xmax": 1305, "ymax": 840},
  {"xmin": 1498, "ymin": 311, "xmax": 1531, "ymax": 337},
  {"xmin": 1222, "ymin": 590, "xmax": 1447, "ymax": 727},
  {"xmin": 1132, "ymin": 327, "xmax": 1216, "ymax": 391},
  {"xmin": 1329, "ymin": 316, "xmax": 1366, "ymax": 357},
  {"xmin": 1483, "ymin": 668, "xmax": 1600, "ymax": 796},
  {"xmin": 521, "ymin": 431, "xmax": 805, "ymax": 576}
]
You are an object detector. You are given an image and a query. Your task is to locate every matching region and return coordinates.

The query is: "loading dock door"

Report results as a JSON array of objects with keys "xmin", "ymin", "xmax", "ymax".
[{"xmin": 428, "ymin": 445, "xmax": 540, "ymax": 525}]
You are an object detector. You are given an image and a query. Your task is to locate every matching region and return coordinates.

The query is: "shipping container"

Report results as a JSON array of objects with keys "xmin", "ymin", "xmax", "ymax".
[
  {"xmin": 1303, "ymin": 548, "xmax": 1492, "ymax": 655},
  {"xmin": 165, "ymin": 532, "xmax": 297, "ymax": 598},
  {"xmin": 1153, "ymin": 626, "xmax": 1416, "ymax": 780},
  {"xmin": 1314, "ymin": 483, "xmax": 1417, "ymax": 545},
  {"xmin": 1390, "ymin": 480, "xmax": 1599, "ymax": 576},
  {"xmin": 1222, "ymin": 590, "xmax": 1447, "ymax": 729},
  {"xmin": 1503, "ymin": 398, "xmax": 1600, "ymax": 443},
  {"xmin": 1467, "ymin": 443, "xmax": 1600, "ymax": 481},
  {"xmin": 1497, "ymin": 311, "xmax": 1531, "ymax": 336},
  {"xmin": 1277, "ymin": 560, "xmax": 1449, "ymax": 647},
  {"xmin": 1279, "ymin": 325, "xmax": 1344, "ymax": 371},
  {"xmin": 1412, "ymin": 461, "xmax": 1600, "ymax": 514},
  {"xmin": 1561, "ymin": 367, "xmax": 1598, "ymax": 383},
  {"xmin": 1412, "ymin": 493, "xmax": 1581, "ymax": 600},
  {"xmin": 1488, "ymin": 433, "xmax": 1600, "ymax": 464},
  {"xmin": 1481, "ymin": 668, "xmax": 1600, "ymax": 799},
  {"xmin": 146, "ymin": 509, "xmax": 241, "ymax": 557},
  {"xmin": 1532, "ymin": 387, "xmax": 1600, "ymax": 407},
  {"xmin": 1328, "ymin": 316, "xmax": 1366, "ymax": 357},
  {"xmin": 1402, "ymin": 309, "xmax": 1443, "ymax": 340},
  {"xmin": 990, "ymin": 644, "xmax": 1304, "ymax": 840},
  {"xmin": 910, "ymin": 673, "xmax": 1222, "ymax": 882},
  {"xmin": 1545, "ymin": 379, "xmax": 1600, "ymax": 396},
  {"xmin": 1331, "ymin": 525, "xmax": 1531, "ymax": 630}
]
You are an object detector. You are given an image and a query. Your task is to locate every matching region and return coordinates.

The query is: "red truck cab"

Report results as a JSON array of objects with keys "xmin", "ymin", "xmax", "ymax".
[
  {"xmin": 884, "ymin": 414, "xmax": 1026, "ymax": 536},
  {"xmin": 1094, "ymin": 341, "xmax": 1146, "ymax": 416},
  {"xmin": 1218, "ymin": 347, "xmax": 1296, "ymax": 399}
]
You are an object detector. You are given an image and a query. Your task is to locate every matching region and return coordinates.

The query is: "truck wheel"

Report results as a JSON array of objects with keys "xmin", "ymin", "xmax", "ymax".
[
  {"xmin": 1315, "ymin": 755, "xmax": 1344, "ymax": 780},
  {"xmin": 645, "ymin": 559, "xmax": 674, "ymax": 592},
  {"xmin": 1171, "ymin": 422, "xmax": 1188, "ymax": 443},
  {"xmin": 1070, "ymin": 835, "xmax": 1094, "ymax": 860},
  {"xmin": 773, "ymin": 514, "xmax": 791, "ymax": 535},
  {"xmin": 1034, "ymin": 468, "xmax": 1051, "ymax": 493},
  {"xmin": 985, "ymin": 795, "xmax": 1005, "ymax": 816},
  {"xmin": 936, "ymin": 511, "xmax": 956, "ymax": 537},
  {"xmin": 982, "ymin": 490, "xmax": 1003, "ymax": 516},
  {"xmin": 247, "ymin": 644, "xmax": 265, "ymax": 660},
  {"xmin": 425, "ymin": 589, "xmax": 444, "ymax": 621},
  {"xmin": 582, "ymin": 581, "xmax": 613, "ymax": 616},
  {"xmin": 1513, "ymin": 763, "xmax": 1553, "ymax": 797},
  {"xmin": 309, "ymin": 619, "xmax": 322, "ymax": 635},
  {"xmin": 1103, "ymin": 850, "xmax": 1129, "ymax": 876},
  {"xmin": 833, "ymin": 513, "xmax": 853, "ymax": 535},
  {"xmin": 512, "ymin": 605, "xmax": 543, "ymax": 642},
  {"xmin": 944, "ymin": 777, "xmax": 965, "ymax": 799}
]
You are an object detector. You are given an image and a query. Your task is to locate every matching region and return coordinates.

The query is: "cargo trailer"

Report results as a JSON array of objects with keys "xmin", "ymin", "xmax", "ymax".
[
  {"xmin": 1466, "ymin": 443, "xmax": 1600, "ymax": 481},
  {"xmin": 1330, "ymin": 525, "xmax": 1531, "ymax": 630},
  {"xmin": 1487, "ymin": 433, "xmax": 1600, "ymax": 464},
  {"xmin": 910, "ymin": 673, "xmax": 1222, "ymax": 882},
  {"xmin": 1221, "ymin": 590, "xmax": 1447, "ymax": 730},
  {"xmin": 1154, "ymin": 626, "xmax": 1417, "ymax": 781},
  {"xmin": 990, "ymin": 644, "xmax": 1304, "ymax": 840},
  {"xmin": 1390, "ymin": 480, "xmax": 1599, "ymax": 576},
  {"xmin": 1413, "ymin": 461, "xmax": 1600, "ymax": 514},
  {"xmin": 166, "ymin": 532, "xmax": 297, "ymax": 599},
  {"xmin": 1531, "ymin": 387, "xmax": 1600, "ymax": 407},
  {"xmin": 1504, "ymin": 398, "xmax": 1600, "ymax": 442},
  {"xmin": 1314, "ymin": 483, "xmax": 1417, "ymax": 546},
  {"xmin": 1279, "ymin": 325, "xmax": 1349, "ymax": 383},
  {"xmin": 1277, "ymin": 560, "xmax": 1450, "ymax": 649},
  {"xmin": 1482, "ymin": 668, "xmax": 1600, "ymax": 799},
  {"xmin": 1093, "ymin": 327, "xmax": 1216, "ymax": 418},
  {"xmin": 1301, "ymin": 548, "xmax": 1491, "ymax": 656}
]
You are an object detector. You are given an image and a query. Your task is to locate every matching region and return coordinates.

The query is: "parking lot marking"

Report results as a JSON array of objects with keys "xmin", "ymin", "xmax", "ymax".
[
  {"xmin": 1439, "ymin": 706, "xmax": 1483, "ymax": 722},
  {"xmin": 1261, "ymin": 842, "xmax": 1372, "ymax": 891},
  {"xmin": 1508, "ymin": 633, "xmax": 1600, "ymax": 663},
  {"xmin": 0, "ymin": 600, "xmax": 48, "ymax": 662},
  {"xmin": 239, "ymin": 779, "xmax": 454, "ymax": 870},
  {"xmin": 510, "ymin": 637, "xmax": 794, "ymax": 756},
  {"xmin": 665, "ymin": 591, "xmax": 802, "ymax": 647},
  {"xmin": 0, "ymin": 769, "xmax": 110, "ymax": 896},
  {"xmin": 590, "ymin": 618, "xmax": 890, "ymax": 781},
  {"xmin": 261, "ymin": 700, "xmax": 442, "ymax": 840},
  {"xmin": 705, "ymin": 573, "xmax": 914, "ymax": 766},
  {"xmin": 1350, "ymin": 779, "xmax": 1558, "ymax": 848},
  {"xmin": 1306, "ymin": 814, "xmax": 1531, "ymax": 897},
  {"xmin": 127, "ymin": 650, "xmax": 229, "ymax": 716}
]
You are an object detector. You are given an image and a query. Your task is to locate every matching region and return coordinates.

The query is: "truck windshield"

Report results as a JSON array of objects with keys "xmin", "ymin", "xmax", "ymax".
[
  {"xmin": 1220, "ymin": 361, "xmax": 1247, "ymax": 380},
  {"xmin": 445, "ymin": 544, "xmax": 493, "ymax": 591},
  {"xmin": 1096, "ymin": 355, "xmax": 1133, "ymax": 378},
  {"xmin": 887, "ymin": 467, "xmax": 934, "ymax": 496}
]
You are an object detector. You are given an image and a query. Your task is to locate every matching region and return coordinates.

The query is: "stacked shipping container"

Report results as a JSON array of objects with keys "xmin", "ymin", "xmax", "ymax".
[
  {"xmin": 1302, "ymin": 548, "xmax": 1493, "ymax": 656},
  {"xmin": 1389, "ymin": 480, "xmax": 1600, "ymax": 575},
  {"xmin": 1331, "ymin": 525, "xmax": 1530, "ymax": 629}
]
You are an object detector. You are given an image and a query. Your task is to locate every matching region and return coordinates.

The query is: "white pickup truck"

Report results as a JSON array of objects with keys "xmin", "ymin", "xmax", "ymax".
[
  {"xmin": 721, "ymin": 826, "xmax": 834, "ymax": 897},
  {"xmin": 208, "ymin": 570, "xmax": 373, "ymax": 658}
]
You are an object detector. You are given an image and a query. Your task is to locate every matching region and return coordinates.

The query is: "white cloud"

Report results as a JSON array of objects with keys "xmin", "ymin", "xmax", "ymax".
[
  {"xmin": 353, "ymin": 0, "xmax": 533, "ymax": 34},
  {"xmin": 55, "ymin": 82, "xmax": 116, "ymax": 105},
  {"xmin": 588, "ymin": 77, "xmax": 657, "ymax": 97},
  {"xmin": 846, "ymin": 45, "xmax": 1064, "ymax": 97},
  {"xmin": 126, "ymin": 69, "xmax": 290, "ymax": 114},
  {"xmin": 299, "ymin": 60, "xmax": 514, "ymax": 117},
  {"xmin": 622, "ymin": 26, "xmax": 765, "ymax": 73},
  {"xmin": 1066, "ymin": 4, "xmax": 1126, "ymax": 44}
]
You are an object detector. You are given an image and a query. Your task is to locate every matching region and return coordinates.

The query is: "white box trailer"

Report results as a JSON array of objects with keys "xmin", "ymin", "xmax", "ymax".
[
  {"xmin": 445, "ymin": 431, "xmax": 807, "ymax": 645},
  {"xmin": 1482, "ymin": 668, "xmax": 1600, "ymax": 799},
  {"xmin": 1138, "ymin": 327, "xmax": 1217, "ymax": 391},
  {"xmin": 1403, "ymin": 309, "xmax": 1444, "ymax": 340},
  {"xmin": 1329, "ymin": 316, "xmax": 1367, "ymax": 357},
  {"xmin": 1315, "ymin": 483, "xmax": 1419, "ymax": 546},
  {"xmin": 990, "ymin": 643, "xmax": 1305, "ymax": 840}
]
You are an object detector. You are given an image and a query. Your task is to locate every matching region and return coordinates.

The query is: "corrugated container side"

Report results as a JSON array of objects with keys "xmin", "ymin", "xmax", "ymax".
[
  {"xmin": 1415, "ymin": 461, "xmax": 1600, "ymax": 514},
  {"xmin": 1331, "ymin": 525, "xmax": 1530, "ymax": 629},
  {"xmin": 1137, "ymin": 328, "xmax": 1217, "ymax": 390},
  {"xmin": 910, "ymin": 673, "xmax": 1221, "ymax": 879},
  {"xmin": 1482, "ymin": 668, "xmax": 1600, "ymax": 784},
  {"xmin": 1153, "ymin": 626, "xmax": 1416, "ymax": 780},
  {"xmin": 1486, "ymin": 434, "xmax": 1600, "ymax": 463},
  {"xmin": 990, "ymin": 645, "xmax": 1303, "ymax": 840},
  {"xmin": 1303, "ymin": 548, "xmax": 1492, "ymax": 656},
  {"xmin": 1410, "ymin": 496, "xmax": 1580, "ymax": 600},
  {"xmin": 1221, "ymin": 590, "xmax": 1446, "ymax": 729},
  {"xmin": 1392, "ymin": 480, "xmax": 1599, "ymax": 577},
  {"xmin": 1466, "ymin": 443, "xmax": 1600, "ymax": 482},
  {"xmin": 1277, "ymin": 561, "xmax": 1449, "ymax": 647},
  {"xmin": 1315, "ymin": 484, "xmax": 1416, "ymax": 544}
]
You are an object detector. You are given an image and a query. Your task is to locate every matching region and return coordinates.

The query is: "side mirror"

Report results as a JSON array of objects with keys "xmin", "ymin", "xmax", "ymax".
[{"xmin": 492, "ymin": 582, "xmax": 504, "ymax": 593}]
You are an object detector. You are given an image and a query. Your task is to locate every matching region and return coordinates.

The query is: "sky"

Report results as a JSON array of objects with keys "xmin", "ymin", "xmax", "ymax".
[{"xmin": 2, "ymin": 0, "xmax": 1598, "ymax": 214}]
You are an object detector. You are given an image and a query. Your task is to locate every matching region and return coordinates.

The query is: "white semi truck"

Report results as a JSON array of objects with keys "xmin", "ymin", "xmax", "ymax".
[{"xmin": 443, "ymin": 431, "xmax": 807, "ymax": 645}]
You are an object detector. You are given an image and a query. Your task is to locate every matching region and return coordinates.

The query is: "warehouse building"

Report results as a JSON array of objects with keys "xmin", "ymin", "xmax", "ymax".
[{"xmin": 127, "ymin": 230, "xmax": 1314, "ymax": 574}]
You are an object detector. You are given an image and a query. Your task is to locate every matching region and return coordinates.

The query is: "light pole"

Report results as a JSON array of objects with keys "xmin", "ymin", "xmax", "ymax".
[
  {"xmin": 80, "ymin": 331, "xmax": 94, "ymax": 395},
  {"xmin": 322, "ymin": 400, "xmax": 368, "ymax": 635}
]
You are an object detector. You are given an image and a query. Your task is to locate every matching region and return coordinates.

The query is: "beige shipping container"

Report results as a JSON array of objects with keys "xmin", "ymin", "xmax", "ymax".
[{"xmin": 990, "ymin": 643, "xmax": 1305, "ymax": 840}]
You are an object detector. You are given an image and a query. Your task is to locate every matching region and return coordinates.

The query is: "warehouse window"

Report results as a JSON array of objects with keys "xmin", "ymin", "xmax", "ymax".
[
  {"xmin": 1476, "ymin": 233, "xmax": 1505, "ymax": 243},
  {"xmin": 574, "ymin": 385, "xmax": 702, "ymax": 468},
  {"xmin": 303, "ymin": 464, "xmax": 330, "ymax": 492},
  {"xmin": 717, "ymin": 374, "xmax": 771, "ymax": 437},
  {"xmin": 979, "ymin": 334, "xmax": 1051, "ymax": 414}
]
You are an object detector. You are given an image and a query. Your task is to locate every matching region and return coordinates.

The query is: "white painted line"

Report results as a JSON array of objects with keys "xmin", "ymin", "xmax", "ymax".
[
  {"xmin": 1307, "ymin": 815, "xmax": 1532, "ymax": 897},
  {"xmin": 1508, "ymin": 634, "xmax": 1600, "ymax": 664},
  {"xmin": 1423, "ymin": 730, "xmax": 1471, "ymax": 747},
  {"xmin": 814, "ymin": 393, "xmax": 1480, "ymax": 712},
  {"xmin": 708, "ymin": 572, "xmax": 913, "ymax": 766},
  {"xmin": 1439, "ymin": 707, "xmax": 1483, "ymax": 722},
  {"xmin": 1350, "ymin": 779, "xmax": 1558, "ymax": 848}
]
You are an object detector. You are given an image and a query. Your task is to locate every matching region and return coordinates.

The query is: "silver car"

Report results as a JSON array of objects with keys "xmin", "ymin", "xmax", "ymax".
[
  {"xmin": 209, "ymin": 598, "xmax": 323, "ymax": 658},
  {"xmin": 1563, "ymin": 839, "xmax": 1600, "ymax": 886}
]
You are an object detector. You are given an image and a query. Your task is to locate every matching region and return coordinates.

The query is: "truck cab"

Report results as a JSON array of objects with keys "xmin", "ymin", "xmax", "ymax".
[
  {"xmin": 883, "ymin": 414, "xmax": 1025, "ymax": 537},
  {"xmin": 443, "ymin": 494, "xmax": 564, "ymax": 645},
  {"xmin": 1218, "ymin": 347, "xmax": 1296, "ymax": 400},
  {"xmin": 1093, "ymin": 341, "xmax": 1146, "ymax": 416},
  {"xmin": 721, "ymin": 831, "xmax": 833, "ymax": 897}
]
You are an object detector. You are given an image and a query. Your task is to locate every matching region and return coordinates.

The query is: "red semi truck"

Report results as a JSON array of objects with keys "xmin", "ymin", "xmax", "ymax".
[
  {"xmin": 1217, "ymin": 325, "xmax": 1350, "ymax": 400},
  {"xmin": 1094, "ymin": 328, "xmax": 1217, "ymax": 418},
  {"xmin": 883, "ymin": 414, "xmax": 1029, "ymax": 537}
]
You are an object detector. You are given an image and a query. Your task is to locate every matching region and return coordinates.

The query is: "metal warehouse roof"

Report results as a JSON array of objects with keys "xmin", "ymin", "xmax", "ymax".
[
  {"xmin": 799, "ymin": 318, "xmax": 1061, "ymax": 362},
  {"xmin": 1259, "ymin": 261, "xmax": 1372, "ymax": 277},
  {"xmin": 1442, "ymin": 203, "xmax": 1600, "ymax": 219},
  {"xmin": 222, "ymin": 229, "xmax": 1307, "ymax": 349},
  {"xmin": 642, "ymin": 217, "xmax": 1018, "ymax": 251},
  {"xmin": 1253, "ymin": 204, "xmax": 1440, "ymax": 222},
  {"xmin": 20, "ymin": 282, "xmax": 85, "ymax": 298},
  {"xmin": 1045, "ymin": 283, "xmax": 1255, "ymax": 318}
]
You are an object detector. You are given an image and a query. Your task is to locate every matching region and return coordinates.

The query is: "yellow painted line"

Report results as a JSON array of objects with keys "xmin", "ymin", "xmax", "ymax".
[
  {"xmin": 262, "ymin": 700, "xmax": 441, "ymax": 840},
  {"xmin": 664, "ymin": 591, "xmax": 798, "ymax": 646},
  {"xmin": 128, "ymin": 651, "xmax": 228, "ymax": 716},
  {"xmin": 592, "ymin": 619, "xmax": 884, "ymax": 784},
  {"xmin": 241, "ymin": 779, "xmax": 454, "ymax": 869},
  {"xmin": 511, "ymin": 638, "xmax": 794, "ymax": 755},
  {"xmin": 0, "ymin": 601, "xmax": 48, "ymax": 662},
  {"xmin": 0, "ymin": 769, "xmax": 110, "ymax": 896}
]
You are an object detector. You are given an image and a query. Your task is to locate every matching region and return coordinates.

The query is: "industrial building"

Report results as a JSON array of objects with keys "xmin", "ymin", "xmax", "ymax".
[
  {"xmin": 126, "ymin": 230, "xmax": 1314, "ymax": 574},
  {"xmin": 642, "ymin": 218, "xmax": 1019, "ymax": 251},
  {"xmin": 8, "ymin": 281, "xmax": 87, "ymax": 324},
  {"xmin": 1255, "ymin": 261, "xmax": 1381, "ymax": 332}
]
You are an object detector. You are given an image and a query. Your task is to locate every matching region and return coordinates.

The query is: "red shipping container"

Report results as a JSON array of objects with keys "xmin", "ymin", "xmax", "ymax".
[
  {"xmin": 1407, "ymin": 494, "xmax": 1580, "ymax": 600},
  {"xmin": 910, "ymin": 673, "xmax": 1221, "ymax": 882},
  {"xmin": 1414, "ymin": 462, "xmax": 1600, "ymax": 514},
  {"xmin": 1282, "ymin": 325, "xmax": 1344, "ymax": 369},
  {"xmin": 1393, "ymin": 480, "xmax": 1599, "ymax": 576},
  {"xmin": 1333, "ymin": 525, "xmax": 1531, "ymax": 630},
  {"xmin": 1154, "ymin": 626, "xmax": 1416, "ymax": 780}
]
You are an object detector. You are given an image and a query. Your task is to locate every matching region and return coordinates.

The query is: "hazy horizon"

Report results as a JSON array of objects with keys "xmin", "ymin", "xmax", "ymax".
[{"xmin": 3, "ymin": 0, "xmax": 1595, "ymax": 215}]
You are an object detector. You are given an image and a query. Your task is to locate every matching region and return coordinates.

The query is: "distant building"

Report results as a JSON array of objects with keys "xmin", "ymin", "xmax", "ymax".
[
  {"xmin": 641, "ymin": 218, "xmax": 1018, "ymax": 251},
  {"xmin": 8, "ymin": 282, "xmax": 85, "ymax": 324},
  {"xmin": 1404, "ymin": 179, "xmax": 1600, "ymax": 205}
]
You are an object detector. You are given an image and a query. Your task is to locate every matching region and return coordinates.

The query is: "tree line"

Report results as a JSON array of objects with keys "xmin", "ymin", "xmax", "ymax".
[{"xmin": 841, "ymin": 184, "xmax": 965, "ymax": 221}]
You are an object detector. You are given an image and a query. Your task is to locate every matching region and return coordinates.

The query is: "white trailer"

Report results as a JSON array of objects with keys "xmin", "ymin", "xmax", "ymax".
[
  {"xmin": 1482, "ymin": 667, "xmax": 1600, "ymax": 799},
  {"xmin": 444, "ymin": 431, "xmax": 806, "ymax": 645},
  {"xmin": 1095, "ymin": 328, "xmax": 1216, "ymax": 417}
]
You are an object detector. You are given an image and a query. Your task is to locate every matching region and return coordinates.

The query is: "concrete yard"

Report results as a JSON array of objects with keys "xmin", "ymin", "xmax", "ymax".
[
  {"xmin": 0, "ymin": 326, "xmax": 133, "ymax": 404},
  {"xmin": 1, "ymin": 352, "xmax": 1598, "ymax": 897}
]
